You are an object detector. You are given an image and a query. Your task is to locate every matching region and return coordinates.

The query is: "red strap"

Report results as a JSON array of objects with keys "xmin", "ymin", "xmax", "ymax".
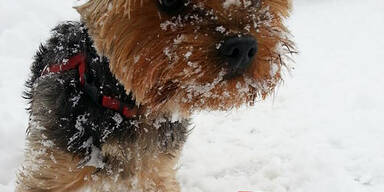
[
  {"xmin": 41, "ymin": 53, "xmax": 137, "ymax": 118},
  {"xmin": 102, "ymin": 96, "xmax": 120, "ymax": 111},
  {"xmin": 122, "ymin": 106, "xmax": 138, "ymax": 118},
  {"xmin": 102, "ymin": 96, "xmax": 137, "ymax": 118},
  {"xmin": 42, "ymin": 53, "xmax": 86, "ymax": 85}
]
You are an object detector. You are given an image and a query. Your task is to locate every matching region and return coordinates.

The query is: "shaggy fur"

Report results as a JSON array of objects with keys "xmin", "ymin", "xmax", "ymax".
[
  {"xmin": 77, "ymin": 0, "xmax": 294, "ymax": 117},
  {"xmin": 16, "ymin": 0, "xmax": 295, "ymax": 191}
]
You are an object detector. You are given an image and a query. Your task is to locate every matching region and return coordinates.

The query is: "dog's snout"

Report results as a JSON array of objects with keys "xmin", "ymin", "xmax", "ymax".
[{"xmin": 219, "ymin": 36, "xmax": 257, "ymax": 77}]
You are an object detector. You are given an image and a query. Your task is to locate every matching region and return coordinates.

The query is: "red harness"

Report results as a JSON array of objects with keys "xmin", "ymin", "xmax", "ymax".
[{"xmin": 41, "ymin": 53, "xmax": 138, "ymax": 118}]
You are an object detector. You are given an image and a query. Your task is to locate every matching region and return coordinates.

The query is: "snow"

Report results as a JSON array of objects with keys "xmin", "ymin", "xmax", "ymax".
[
  {"xmin": 223, "ymin": 0, "xmax": 241, "ymax": 9},
  {"xmin": 1, "ymin": 0, "xmax": 384, "ymax": 191}
]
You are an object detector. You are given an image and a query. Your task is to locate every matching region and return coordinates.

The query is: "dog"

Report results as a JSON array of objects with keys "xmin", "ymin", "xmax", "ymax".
[{"xmin": 16, "ymin": 0, "xmax": 295, "ymax": 191}]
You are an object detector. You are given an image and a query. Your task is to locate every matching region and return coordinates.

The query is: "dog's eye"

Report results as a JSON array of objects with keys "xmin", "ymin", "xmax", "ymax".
[{"xmin": 158, "ymin": 0, "xmax": 185, "ymax": 15}]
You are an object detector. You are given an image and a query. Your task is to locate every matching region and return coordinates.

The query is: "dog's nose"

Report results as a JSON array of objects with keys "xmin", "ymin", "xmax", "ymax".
[{"xmin": 219, "ymin": 36, "xmax": 257, "ymax": 76}]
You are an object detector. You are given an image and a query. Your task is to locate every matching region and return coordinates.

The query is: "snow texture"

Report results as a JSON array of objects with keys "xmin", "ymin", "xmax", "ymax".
[{"xmin": 1, "ymin": 0, "xmax": 384, "ymax": 191}]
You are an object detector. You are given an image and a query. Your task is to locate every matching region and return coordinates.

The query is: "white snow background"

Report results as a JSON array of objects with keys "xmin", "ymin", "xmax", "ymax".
[{"xmin": 1, "ymin": 0, "xmax": 384, "ymax": 191}]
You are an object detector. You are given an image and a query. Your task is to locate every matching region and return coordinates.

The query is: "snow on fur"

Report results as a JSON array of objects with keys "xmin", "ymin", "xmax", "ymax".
[{"xmin": 1, "ymin": 0, "xmax": 384, "ymax": 192}]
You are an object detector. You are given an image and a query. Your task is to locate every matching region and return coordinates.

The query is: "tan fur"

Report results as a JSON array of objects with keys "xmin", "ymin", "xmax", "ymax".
[
  {"xmin": 87, "ymin": 150, "xmax": 181, "ymax": 192},
  {"xmin": 16, "ymin": 135, "xmax": 95, "ymax": 192},
  {"xmin": 17, "ymin": 126, "xmax": 181, "ymax": 192}
]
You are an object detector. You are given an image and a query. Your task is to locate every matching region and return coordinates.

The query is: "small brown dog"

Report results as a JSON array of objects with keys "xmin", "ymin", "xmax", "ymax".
[{"xmin": 16, "ymin": 0, "xmax": 294, "ymax": 191}]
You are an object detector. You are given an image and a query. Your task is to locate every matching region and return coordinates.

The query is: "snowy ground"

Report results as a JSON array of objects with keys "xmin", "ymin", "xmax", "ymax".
[{"xmin": 1, "ymin": 0, "xmax": 384, "ymax": 191}]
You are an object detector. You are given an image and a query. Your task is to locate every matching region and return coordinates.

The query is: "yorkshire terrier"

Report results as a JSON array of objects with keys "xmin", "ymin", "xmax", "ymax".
[{"xmin": 16, "ymin": 0, "xmax": 295, "ymax": 191}]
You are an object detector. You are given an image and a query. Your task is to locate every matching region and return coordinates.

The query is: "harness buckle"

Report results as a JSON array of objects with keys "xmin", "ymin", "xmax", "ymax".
[{"xmin": 83, "ymin": 73, "xmax": 101, "ymax": 105}]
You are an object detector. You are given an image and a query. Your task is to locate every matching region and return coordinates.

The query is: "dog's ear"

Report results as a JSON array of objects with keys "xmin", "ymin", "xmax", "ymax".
[
  {"xmin": 75, "ymin": 0, "xmax": 138, "ymax": 23},
  {"xmin": 75, "ymin": 0, "xmax": 111, "ymax": 56},
  {"xmin": 75, "ymin": 0, "xmax": 118, "ymax": 17},
  {"xmin": 270, "ymin": 0, "xmax": 293, "ymax": 17},
  {"xmin": 75, "ymin": 0, "xmax": 108, "ymax": 19},
  {"xmin": 74, "ymin": 0, "xmax": 154, "ymax": 57}
]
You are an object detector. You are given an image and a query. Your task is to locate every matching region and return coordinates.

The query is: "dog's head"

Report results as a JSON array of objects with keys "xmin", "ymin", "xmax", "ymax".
[{"xmin": 77, "ymin": 0, "xmax": 295, "ymax": 117}]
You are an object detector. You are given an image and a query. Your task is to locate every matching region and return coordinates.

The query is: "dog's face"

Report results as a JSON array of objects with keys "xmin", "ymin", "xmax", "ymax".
[{"xmin": 77, "ymin": 0, "xmax": 294, "ymax": 117}]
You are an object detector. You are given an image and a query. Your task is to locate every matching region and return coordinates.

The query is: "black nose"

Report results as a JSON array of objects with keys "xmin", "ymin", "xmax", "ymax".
[
  {"xmin": 158, "ymin": 0, "xmax": 185, "ymax": 14},
  {"xmin": 219, "ymin": 36, "xmax": 257, "ymax": 76}
]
